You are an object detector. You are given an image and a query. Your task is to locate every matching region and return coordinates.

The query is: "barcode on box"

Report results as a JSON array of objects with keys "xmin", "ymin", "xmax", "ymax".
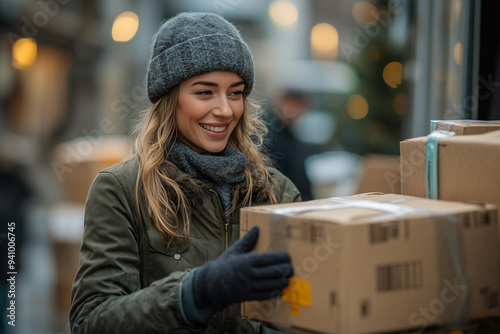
[
  {"xmin": 286, "ymin": 222, "xmax": 324, "ymax": 243},
  {"xmin": 286, "ymin": 223, "xmax": 307, "ymax": 241},
  {"xmin": 310, "ymin": 224, "xmax": 323, "ymax": 243},
  {"xmin": 477, "ymin": 211, "xmax": 492, "ymax": 227},
  {"xmin": 370, "ymin": 221, "xmax": 400, "ymax": 244},
  {"xmin": 377, "ymin": 261, "xmax": 422, "ymax": 292},
  {"xmin": 463, "ymin": 211, "xmax": 496, "ymax": 229}
]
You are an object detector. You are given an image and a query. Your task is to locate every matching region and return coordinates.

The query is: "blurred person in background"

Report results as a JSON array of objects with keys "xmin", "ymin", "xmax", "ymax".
[
  {"xmin": 70, "ymin": 12, "xmax": 300, "ymax": 334},
  {"xmin": 266, "ymin": 89, "xmax": 314, "ymax": 201}
]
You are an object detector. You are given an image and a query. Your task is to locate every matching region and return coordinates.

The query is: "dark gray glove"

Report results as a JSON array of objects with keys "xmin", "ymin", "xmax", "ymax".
[{"xmin": 192, "ymin": 226, "xmax": 293, "ymax": 310}]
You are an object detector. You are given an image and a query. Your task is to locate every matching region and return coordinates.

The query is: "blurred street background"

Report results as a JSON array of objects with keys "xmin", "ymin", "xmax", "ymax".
[{"xmin": 0, "ymin": 0, "xmax": 499, "ymax": 333}]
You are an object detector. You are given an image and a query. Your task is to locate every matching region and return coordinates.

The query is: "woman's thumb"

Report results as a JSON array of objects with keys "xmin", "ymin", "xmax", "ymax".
[{"xmin": 228, "ymin": 226, "xmax": 259, "ymax": 254}]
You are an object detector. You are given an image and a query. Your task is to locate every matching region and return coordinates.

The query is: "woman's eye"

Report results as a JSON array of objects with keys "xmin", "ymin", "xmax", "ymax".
[
  {"xmin": 196, "ymin": 90, "xmax": 212, "ymax": 96},
  {"xmin": 229, "ymin": 90, "xmax": 243, "ymax": 96}
]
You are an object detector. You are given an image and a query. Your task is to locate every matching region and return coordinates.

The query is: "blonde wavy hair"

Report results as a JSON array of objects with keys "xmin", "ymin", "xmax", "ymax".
[{"xmin": 131, "ymin": 85, "xmax": 277, "ymax": 241}]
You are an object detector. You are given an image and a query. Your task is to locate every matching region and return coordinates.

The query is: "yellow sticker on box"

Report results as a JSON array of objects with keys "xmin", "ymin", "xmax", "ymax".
[{"xmin": 281, "ymin": 277, "xmax": 312, "ymax": 316}]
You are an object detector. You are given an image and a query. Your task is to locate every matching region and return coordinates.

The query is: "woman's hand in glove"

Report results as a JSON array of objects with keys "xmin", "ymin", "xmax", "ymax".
[{"xmin": 192, "ymin": 226, "xmax": 293, "ymax": 310}]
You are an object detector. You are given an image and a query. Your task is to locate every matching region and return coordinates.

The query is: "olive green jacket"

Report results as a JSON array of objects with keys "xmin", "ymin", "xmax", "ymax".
[{"xmin": 70, "ymin": 159, "xmax": 301, "ymax": 334}]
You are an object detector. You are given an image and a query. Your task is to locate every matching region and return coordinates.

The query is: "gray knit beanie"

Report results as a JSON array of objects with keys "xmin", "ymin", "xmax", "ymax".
[{"xmin": 146, "ymin": 12, "xmax": 255, "ymax": 103}]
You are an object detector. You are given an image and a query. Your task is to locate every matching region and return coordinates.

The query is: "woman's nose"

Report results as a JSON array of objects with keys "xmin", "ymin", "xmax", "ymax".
[{"xmin": 212, "ymin": 96, "xmax": 233, "ymax": 117}]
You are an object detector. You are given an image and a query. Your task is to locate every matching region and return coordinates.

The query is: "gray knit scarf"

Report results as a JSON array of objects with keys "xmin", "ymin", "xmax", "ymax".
[{"xmin": 168, "ymin": 141, "xmax": 247, "ymax": 213}]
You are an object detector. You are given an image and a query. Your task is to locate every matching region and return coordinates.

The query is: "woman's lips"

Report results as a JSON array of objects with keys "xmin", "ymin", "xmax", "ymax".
[
  {"xmin": 199, "ymin": 123, "xmax": 228, "ymax": 133},
  {"xmin": 199, "ymin": 123, "xmax": 230, "ymax": 138}
]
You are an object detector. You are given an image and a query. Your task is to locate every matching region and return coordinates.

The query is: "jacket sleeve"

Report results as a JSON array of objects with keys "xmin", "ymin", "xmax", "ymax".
[
  {"xmin": 70, "ymin": 171, "xmax": 207, "ymax": 334},
  {"xmin": 268, "ymin": 167, "xmax": 302, "ymax": 204}
]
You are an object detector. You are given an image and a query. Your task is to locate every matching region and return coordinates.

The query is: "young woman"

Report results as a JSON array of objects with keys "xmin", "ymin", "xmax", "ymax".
[{"xmin": 70, "ymin": 12, "xmax": 301, "ymax": 334}]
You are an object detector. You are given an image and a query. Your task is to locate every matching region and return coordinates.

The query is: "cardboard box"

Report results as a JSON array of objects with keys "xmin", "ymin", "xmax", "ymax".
[
  {"xmin": 240, "ymin": 193, "xmax": 500, "ymax": 334},
  {"xmin": 48, "ymin": 202, "xmax": 85, "ymax": 315},
  {"xmin": 53, "ymin": 241, "xmax": 81, "ymax": 314},
  {"xmin": 52, "ymin": 136, "xmax": 130, "ymax": 203},
  {"xmin": 430, "ymin": 120, "xmax": 500, "ymax": 135},
  {"xmin": 355, "ymin": 154, "xmax": 401, "ymax": 194},
  {"xmin": 400, "ymin": 131, "xmax": 500, "ymax": 215}
]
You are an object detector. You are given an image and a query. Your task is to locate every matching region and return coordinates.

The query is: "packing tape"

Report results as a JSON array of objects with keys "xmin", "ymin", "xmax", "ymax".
[
  {"xmin": 273, "ymin": 198, "xmax": 423, "ymax": 217},
  {"xmin": 430, "ymin": 119, "xmax": 500, "ymax": 132},
  {"xmin": 270, "ymin": 196, "xmax": 468, "ymax": 323},
  {"xmin": 269, "ymin": 197, "xmax": 425, "ymax": 252},
  {"xmin": 281, "ymin": 277, "xmax": 313, "ymax": 316},
  {"xmin": 436, "ymin": 215, "xmax": 468, "ymax": 325},
  {"xmin": 425, "ymin": 130, "xmax": 455, "ymax": 199}
]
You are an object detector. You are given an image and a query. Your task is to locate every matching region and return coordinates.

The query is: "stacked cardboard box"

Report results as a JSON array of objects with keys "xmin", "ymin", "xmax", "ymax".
[
  {"xmin": 398, "ymin": 121, "xmax": 500, "ymax": 332},
  {"xmin": 355, "ymin": 154, "xmax": 401, "ymax": 195},
  {"xmin": 50, "ymin": 136, "xmax": 128, "ymax": 318},
  {"xmin": 52, "ymin": 136, "xmax": 130, "ymax": 203},
  {"xmin": 400, "ymin": 130, "xmax": 500, "ymax": 216},
  {"xmin": 241, "ymin": 193, "xmax": 500, "ymax": 334},
  {"xmin": 48, "ymin": 202, "xmax": 85, "ymax": 316},
  {"xmin": 430, "ymin": 120, "xmax": 500, "ymax": 135}
]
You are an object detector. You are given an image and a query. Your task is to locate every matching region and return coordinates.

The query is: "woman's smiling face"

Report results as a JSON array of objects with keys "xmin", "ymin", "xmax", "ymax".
[{"xmin": 176, "ymin": 71, "xmax": 245, "ymax": 154}]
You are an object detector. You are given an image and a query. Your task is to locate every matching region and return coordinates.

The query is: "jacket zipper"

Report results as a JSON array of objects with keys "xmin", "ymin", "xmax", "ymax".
[
  {"xmin": 208, "ymin": 188, "xmax": 230, "ymax": 332},
  {"xmin": 224, "ymin": 223, "xmax": 229, "ymax": 249},
  {"xmin": 208, "ymin": 189, "xmax": 228, "ymax": 249},
  {"xmin": 208, "ymin": 188, "xmax": 228, "ymax": 248}
]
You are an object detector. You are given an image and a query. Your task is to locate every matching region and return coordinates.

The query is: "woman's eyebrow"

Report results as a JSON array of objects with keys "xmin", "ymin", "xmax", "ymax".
[
  {"xmin": 190, "ymin": 81, "xmax": 245, "ymax": 87},
  {"xmin": 230, "ymin": 81, "xmax": 245, "ymax": 87},
  {"xmin": 191, "ymin": 81, "xmax": 217, "ymax": 87}
]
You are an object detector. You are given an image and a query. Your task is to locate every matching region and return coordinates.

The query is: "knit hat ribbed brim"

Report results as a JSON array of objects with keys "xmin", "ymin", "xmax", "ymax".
[{"xmin": 146, "ymin": 12, "xmax": 255, "ymax": 103}]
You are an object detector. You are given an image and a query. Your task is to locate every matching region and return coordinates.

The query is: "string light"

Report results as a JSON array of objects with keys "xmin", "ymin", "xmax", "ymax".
[
  {"xmin": 352, "ymin": 2, "xmax": 379, "ymax": 27},
  {"xmin": 112, "ymin": 11, "xmax": 139, "ymax": 42},
  {"xmin": 12, "ymin": 38, "xmax": 37, "ymax": 70},
  {"xmin": 311, "ymin": 23, "xmax": 339, "ymax": 59},
  {"xmin": 383, "ymin": 62, "xmax": 402, "ymax": 88},
  {"xmin": 269, "ymin": 1, "xmax": 298, "ymax": 28},
  {"xmin": 347, "ymin": 94, "xmax": 369, "ymax": 119}
]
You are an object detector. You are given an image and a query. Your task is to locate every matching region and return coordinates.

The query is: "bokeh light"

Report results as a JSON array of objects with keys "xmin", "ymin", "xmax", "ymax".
[
  {"xmin": 269, "ymin": 0, "xmax": 298, "ymax": 28},
  {"xmin": 352, "ymin": 1, "xmax": 379, "ymax": 27},
  {"xmin": 383, "ymin": 61, "xmax": 402, "ymax": 88},
  {"xmin": 112, "ymin": 11, "xmax": 139, "ymax": 42},
  {"xmin": 450, "ymin": 0, "xmax": 462, "ymax": 28},
  {"xmin": 12, "ymin": 38, "xmax": 37, "ymax": 70},
  {"xmin": 347, "ymin": 94, "xmax": 369, "ymax": 119},
  {"xmin": 311, "ymin": 23, "xmax": 339, "ymax": 59},
  {"xmin": 454, "ymin": 42, "xmax": 462, "ymax": 65}
]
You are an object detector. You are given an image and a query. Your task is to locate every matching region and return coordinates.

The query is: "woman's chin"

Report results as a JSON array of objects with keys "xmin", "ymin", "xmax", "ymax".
[
  {"xmin": 188, "ymin": 140, "xmax": 228, "ymax": 154},
  {"xmin": 201, "ymin": 142, "xmax": 227, "ymax": 154}
]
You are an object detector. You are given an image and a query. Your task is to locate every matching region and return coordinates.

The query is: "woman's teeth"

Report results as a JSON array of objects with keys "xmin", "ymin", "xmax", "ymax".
[{"xmin": 200, "ymin": 124, "xmax": 227, "ymax": 133}]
